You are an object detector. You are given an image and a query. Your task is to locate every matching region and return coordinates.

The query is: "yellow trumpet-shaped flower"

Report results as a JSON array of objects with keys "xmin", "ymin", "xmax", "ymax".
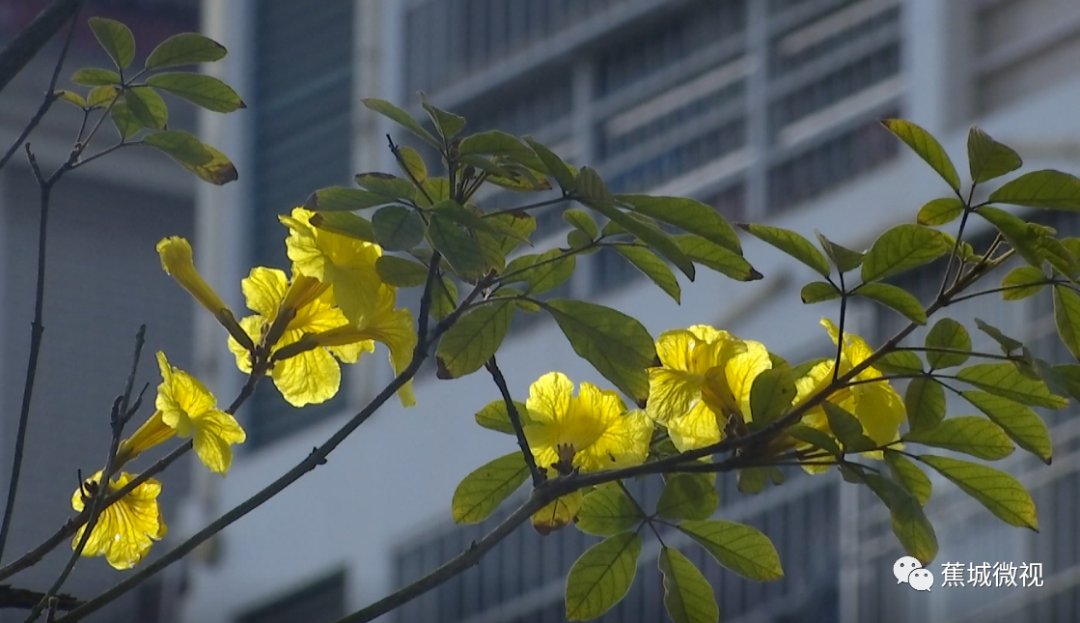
[
  {"xmin": 646, "ymin": 326, "xmax": 773, "ymax": 452},
  {"xmin": 794, "ymin": 319, "xmax": 906, "ymax": 447},
  {"xmin": 228, "ymin": 267, "xmax": 374, "ymax": 407},
  {"xmin": 71, "ymin": 471, "xmax": 167, "ymax": 570},
  {"xmin": 157, "ymin": 237, "xmax": 252, "ymax": 351},
  {"xmin": 153, "ymin": 352, "xmax": 246, "ymax": 473},
  {"xmin": 524, "ymin": 372, "xmax": 652, "ymax": 476},
  {"xmin": 280, "ymin": 208, "xmax": 418, "ymax": 405}
]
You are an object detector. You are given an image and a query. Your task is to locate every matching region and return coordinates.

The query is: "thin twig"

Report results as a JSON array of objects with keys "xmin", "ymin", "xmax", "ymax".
[
  {"xmin": 485, "ymin": 357, "xmax": 544, "ymax": 486},
  {"xmin": 832, "ymin": 270, "xmax": 847, "ymax": 382},
  {"xmin": 27, "ymin": 327, "xmax": 146, "ymax": 621},
  {"xmin": 0, "ymin": 145, "xmax": 56, "ymax": 562},
  {"xmin": 0, "ymin": 0, "xmax": 82, "ymax": 172}
]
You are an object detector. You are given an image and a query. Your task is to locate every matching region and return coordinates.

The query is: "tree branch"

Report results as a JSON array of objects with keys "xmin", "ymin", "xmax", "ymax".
[
  {"xmin": 485, "ymin": 357, "xmax": 544, "ymax": 486},
  {"xmin": 0, "ymin": 0, "xmax": 81, "ymax": 97}
]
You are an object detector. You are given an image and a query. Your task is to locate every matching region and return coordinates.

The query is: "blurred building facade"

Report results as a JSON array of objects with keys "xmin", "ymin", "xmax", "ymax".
[
  {"xmin": 0, "ymin": 0, "xmax": 202, "ymax": 621},
  {"xmin": 186, "ymin": 1, "xmax": 1080, "ymax": 622}
]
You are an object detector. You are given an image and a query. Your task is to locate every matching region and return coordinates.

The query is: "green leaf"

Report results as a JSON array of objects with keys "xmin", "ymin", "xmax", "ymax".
[
  {"xmin": 674, "ymin": 234, "xmax": 762, "ymax": 281},
  {"xmin": 924, "ymin": 318, "xmax": 972, "ymax": 369},
  {"xmin": 310, "ymin": 212, "xmax": 375, "ymax": 243},
  {"xmin": 86, "ymin": 85, "xmax": 119, "ymax": 108},
  {"xmin": 989, "ymin": 169, "xmax": 1080, "ymax": 211},
  {"xmin": 421, "ymin": 97, "xmax": 465, "ymax": 141},
  {"xmin": 823, "ymin": 403, "xmax": 876, "ymax": 452},
  {"xmin": 973, "ymin": 318, "xmax": 1024, "ymax": 355},
  {"xmin": 355, "ymin": 172, "xmax": 416, "ymax": 202},
  {"xmin": 800, "ymin": 281, "xmax": 839, "ymax": 304},
  {"xmin": 739, "ymin": 224, "xmax": 829, "ymax": 277},
  {"xmin": 435, "ymin": 300, "xmax": 515, "ymax": 378},
  {"xmin": 526, "ymin": 137, "xmax": 576, "ymax": 193},
  {"xmin": 109, "ymin": 102, "xmax": 139, "ymax": 139},
  {"xmin": 565, "ymin": 532, "xmax": 642, "ymax": 621},
  {"xmin": 395, "ymin": 145, "xmax": 427, "ymax": 182},
  {"xmin": 613, "ymin": 246, "xmax": 681, "ymax": 302},
  {"xmin": 920, "ymin": 455, "xmax": 1038, "ymax": 530},
  {"xmin": 885, "ymin": 452, "xmax": 932, "ymax": 505},
  {"xmin": 143, "ymin": 130, "xmax": 212, "ymax": 166},
  {"xmin": 656, "ymin": 474, "xmax": 718, "ymax": 521},
  {"xmin": 481, "ymin": 211, "xmax": 537, "ymax": 256},
  {"xmin": 956, "ymin": 363, "xmax": 1067, "ymax": 409},
  {"xmin": 749, "ymin": 367, "xmax": 796, "ymax": 426},
  {"xmin": 904, "ymin": 416, "xmax": 1014, "ymax": 460},
  {"xmin": 450, "ymin": 452, "xmax": 528, "ymax": 524},
  {"xmin": 303, "ymin": 186, "xmax": 391, "ymax": 212},
  {"xmin": 577, "ymin": 484, "xmax": 644, "ymax": 536},
  {"xmin": 72, "ymin": 68, "xmax": 121, "ymax": 86},
  {"xmin": 861, "ymin": 224, "xmax": 950, "ymax": 283},
  {"xmin": 815, "ymin": 231, "xmax": 864, "ymax": 272},
  {"xmin": 917, "ymin": 197, "xmax": 966, "ymax": 226},
  {"xmin": 658, "ymin": 547, "xmax": 720, "ymax": 623},
  {"xmin": 503, "ymin": 250, "xmax": 575, "ymax": 295},
  {"xmin": 54, "ymin": 89, "xmax": 85, "ymax": 108},
  {"xmin": 545, "ymin": 299, "xmax": 656, "ymax": 404},
  {"xmin": 172, "ymin": 139, "xmax": 236, "ymax": 185},
  {"xmin": 905, "ymin": 377, "xmax": 946, "ymax": 432},
  {"xmin": 962, "ymin": 391, "xmax": 1052, "ymax": 464},
  {"xmin": 124, "ymin": 86, "xmax": 168, "ymax": 129},
  {"xmin": 145, "ymin": 32, "xmax": 227, "ymax": 69},
  {"xmin": 787, "ymin": 424, "xmax": 841, "ymax": 457},
  {"xmin": 431, "ymin": 276, "xmax": 458, "ymax": 321},
  {"xmin": 620, "ymin": 195, "xmax": 741, "ymax": 254},
  {"xmin": 1054, "ymin": 285, "xmax": 1080, "ymax": 360},
  {"xmin": 563, "ymin": 208, "xmax": 598, "ymax": 238},
  {"xmin": 581, "ymin": 194, "xmax": 696, "ymax": 279},
  {"xmin": 428, "ymin": 214, "xmax": 486, "ymax": 278},
  {"xmin": 679, "ymin": 519, "xmax": 783, "ymax": 581},
  {"xmin": 146, "ymin": 72, "xmax": 245, "ymax": 112},
  {"xmin": 375, "ymin": 255, "xmax": 428, "ymax": 287},
  {"xmin": 881, "ymin": 118, "xmax": 961, "ymax": 191},
  {"xmin": 88, "ymin": 17, "xmax": 135, "ymax": 70},
  {"xmin": 975, "ymin": 206, "xmax": 1045, "ymax": 267},
  {"xmin": 855, "ymin": 470, "xmax": 938, "ymax": 563},
  {"xmin": 967, "ymin": 126, "xmax": 1022, "ymax": 184},
  {"xmin": 474, "ymin": 399, "xmax": 531, "ymax": 435},
  {"xmin": 855, "ymin": 282, "xmax": 927, "ymax": 324},
  {"xmin": 459, "ymin": 130, "xmax": 545, "ymax": 171},
  {"xmin": 360, "ymin": 98, "xmax": 439, "ymax": 147},
  {"xmin": 372, "ymin": 205, "xmax": 424, "ymax": 251},
  {"xmin": 876, "ymin": 351, "xmax": 924, "ymax": 375}
]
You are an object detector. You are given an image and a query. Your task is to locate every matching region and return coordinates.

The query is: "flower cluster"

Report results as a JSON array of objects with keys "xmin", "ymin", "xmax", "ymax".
[{"xmin": 74, "ymin": 207, "xmax": 416, "ymax": 570}]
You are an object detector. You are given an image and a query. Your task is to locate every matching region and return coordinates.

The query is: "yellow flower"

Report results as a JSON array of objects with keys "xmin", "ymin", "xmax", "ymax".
[
  {"xmin": 155, "ymin": 352, "xmax": 246, "ymax": 473},
  {"xmin": 114, "ymin": 410, "xmax": 176, "ymax": 468},
  {"xmin": 646, "ymin": 326, "xmax": 773, "ymax": 452},
  {"xmin": 157, "ymin": 237, "xmax": 252, "ymax": 351},
  {"xmin": 794, "ymin": 319, "xmax": 906, "ymax": 447},
  {"xmin": 524, "ymin": 372, "xmax": 652, "ymax": 476},
  {"xmin": 228, "ymin": 267, "xmax": 374, "ymax": 407},
  {"xmin": 71, "ymin": 471, "xmax": 167, "ymax": 570},
  {"xmin": 280, "ymin": 208, "xmax": 418, "ymax": 405}
]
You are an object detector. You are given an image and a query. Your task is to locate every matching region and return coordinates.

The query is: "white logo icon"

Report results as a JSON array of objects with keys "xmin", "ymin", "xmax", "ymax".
[
  {"xmin": 909, "ymin": 568, "xmax": 934, "ymax": 591},
  {"xmin": 893, "ymin": 556, "xmax": 934, "ymax": 591}
]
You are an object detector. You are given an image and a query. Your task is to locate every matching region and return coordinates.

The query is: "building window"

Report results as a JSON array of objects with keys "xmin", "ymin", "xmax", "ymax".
[
  {"xmin": 247, "ymin": 0, "xmax": 355, "ymax": 448},
  {"xmin": 236, "ymin": 572, "xmax": 346, "ymax": 623}
]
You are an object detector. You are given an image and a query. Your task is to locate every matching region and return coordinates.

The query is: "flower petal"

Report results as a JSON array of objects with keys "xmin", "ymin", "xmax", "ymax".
[
  {"xmin": 71, "ymin": 472, "xmax": 166, "ymax": 570},
  {"xmin": 242, "ymin": 266, "xmax": 288, "ymax": 317},
  {"xmin": 272, "ymin": 345, "xmax": 341, "ymax": 407},
  {"xmin": 666, "ymin": 401, "xmax": 721, "ymax": 452},
  {"xmin": 646, "ymin": 367, "xmax": 702, "ymax": 424},
  {"xmin": 192, "ymin": 409, "xmax": 247, "ymax": 474},
  {"xmin": 526, "ymin": 372, "xmax": 573, "ymax": 424}
]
